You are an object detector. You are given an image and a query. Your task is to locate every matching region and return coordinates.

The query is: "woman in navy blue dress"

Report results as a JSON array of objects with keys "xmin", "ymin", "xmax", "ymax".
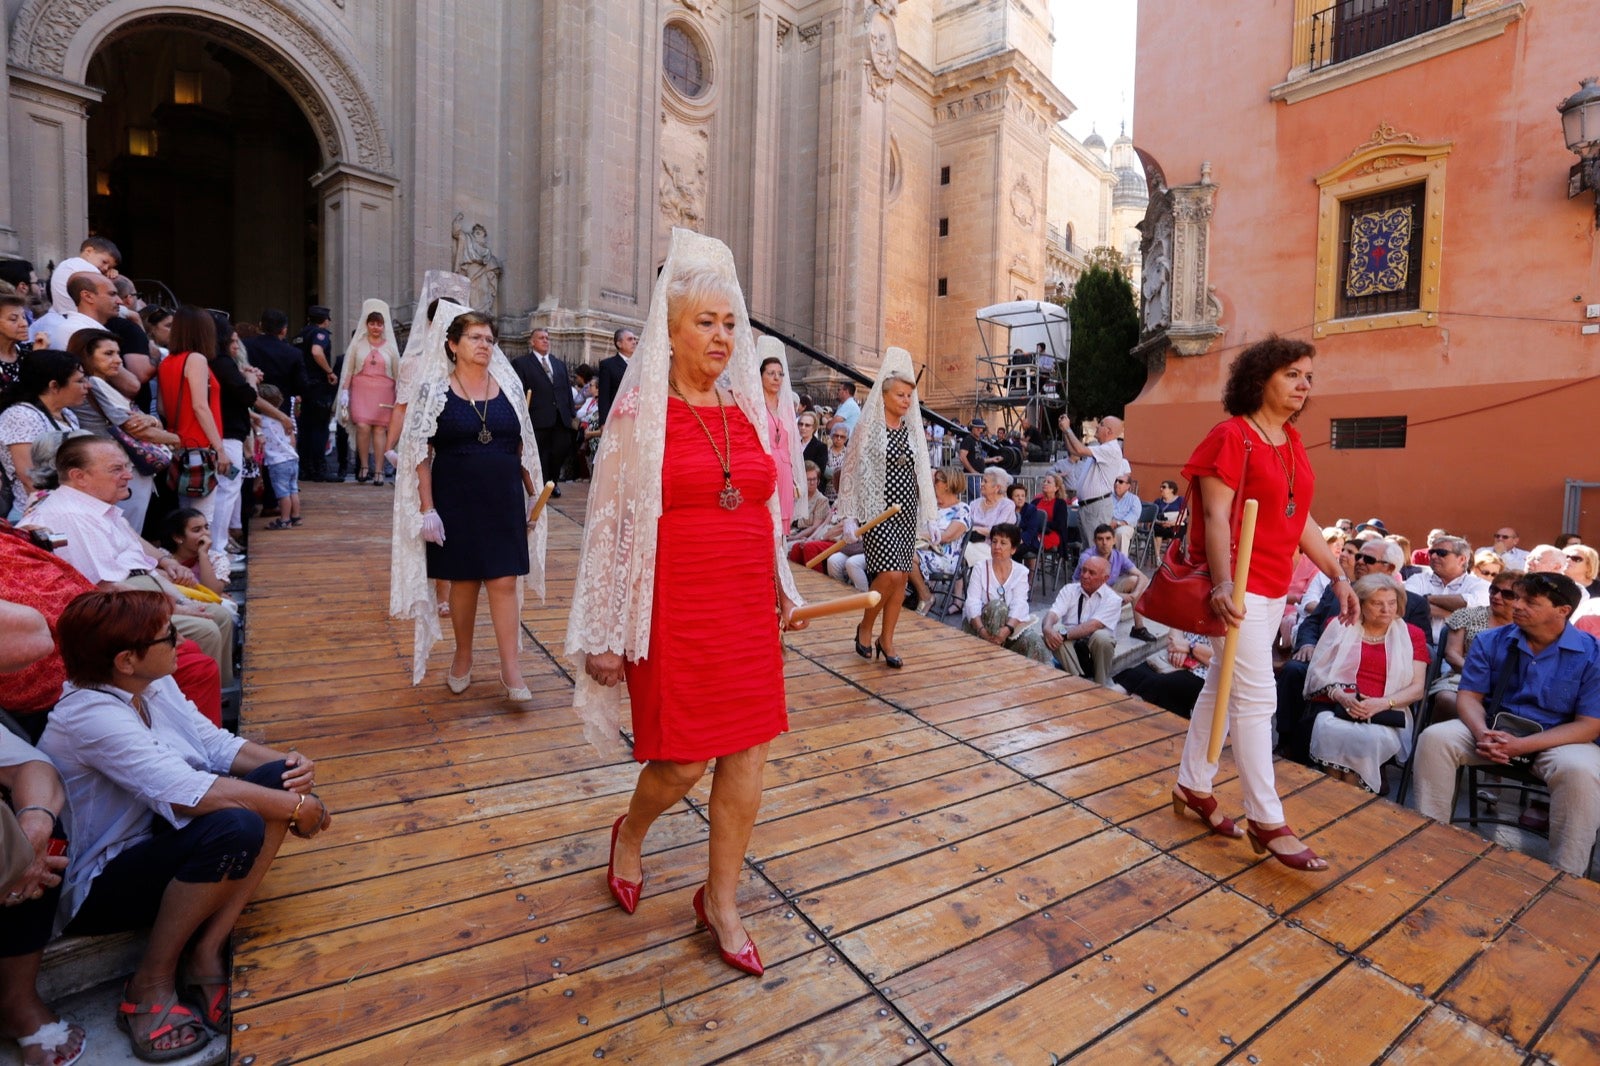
[{"xmin": 417, "ymin": 311, "xmax": 541, "ymax": 700}]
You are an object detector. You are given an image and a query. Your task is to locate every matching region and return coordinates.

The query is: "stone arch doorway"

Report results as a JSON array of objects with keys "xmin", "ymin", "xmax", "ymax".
[
  {"xmin": 6, "ymin": 0, "xmax": 396, "ymax": 332},
  {"xmin": 87, "ymin": 29, "xmax": 321, "ymax": 318}
]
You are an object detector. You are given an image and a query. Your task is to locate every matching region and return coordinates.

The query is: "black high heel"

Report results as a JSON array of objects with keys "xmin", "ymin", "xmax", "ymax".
[
  {"xmin": 875, "ymin": 640, "xmax": 903, "ymax": 669},
  {"xmin": 854, "ymin": 624, "xmax": 872, "ymax": 659}
]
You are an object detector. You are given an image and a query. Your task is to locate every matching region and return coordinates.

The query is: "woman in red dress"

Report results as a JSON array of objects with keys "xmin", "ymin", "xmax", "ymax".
[{"xmin": 566, "ymin": 229, "xmax": 806, "ymax": 977}]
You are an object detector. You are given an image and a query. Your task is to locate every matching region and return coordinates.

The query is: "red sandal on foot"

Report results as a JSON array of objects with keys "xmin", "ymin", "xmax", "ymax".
[
  {"xmin": 1171, "ymin": 784, "xmax": 1245, "ymax": 838},
  {"xmin": 692, "ymin": 886, "xmax": 763, "ymax": 976},
  {"xmin": 116, "ymin": 986, "xmax": 210, "ymax": 1062},
  {"xmin": 1246, "ymin": 822, "xmax": 1329, "ymax": 872},
  {"xmin": 606, "ymin": 815, "xmax": 642, "ymax": 914}
]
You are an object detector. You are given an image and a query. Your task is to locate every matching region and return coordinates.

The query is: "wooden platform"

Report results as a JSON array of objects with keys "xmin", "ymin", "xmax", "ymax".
[{"xmin": 231, "ymin": 482, "xmax": 1600, "ymax": 1064}]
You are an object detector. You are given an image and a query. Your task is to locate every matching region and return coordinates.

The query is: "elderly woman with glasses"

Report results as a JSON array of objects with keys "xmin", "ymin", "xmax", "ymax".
[
  {"xmin": 1429, "ymin": 570, "xmax": 1522, "ymax": 721},
  {"xmin": 823, "ymin": 422, "xmax": 850, "ymax": 498},
  {"xmin": 1564, "ymin": 544, "xmax": 1599, "ymax": 597},
  {"xmin": 39, "ymin": 590, "xmax": 331, "ymax": 1061}
]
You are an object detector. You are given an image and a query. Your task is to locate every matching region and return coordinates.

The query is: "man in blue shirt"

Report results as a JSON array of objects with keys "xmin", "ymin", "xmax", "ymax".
[
  {"xmin": 1413, "ymin": 573, "xmax": 1600, "ymax": 875},
  {"xmin": 1109, "ymin": 474, "xmax": 1143, "ymax": 555}
]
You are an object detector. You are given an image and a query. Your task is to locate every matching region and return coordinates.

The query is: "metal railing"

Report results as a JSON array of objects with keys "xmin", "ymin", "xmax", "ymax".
[{"xmin": 1309, "ymin": 0, "xmax": 1458, "ymax": 71}]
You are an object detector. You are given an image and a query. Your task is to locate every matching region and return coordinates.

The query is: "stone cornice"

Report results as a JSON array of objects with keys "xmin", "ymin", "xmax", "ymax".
[{"xmin": 934, "ymin": 48, "xmax": 1072, "ymax": 126}]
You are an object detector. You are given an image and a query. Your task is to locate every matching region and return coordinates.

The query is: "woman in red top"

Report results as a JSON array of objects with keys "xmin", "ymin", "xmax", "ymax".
[
  {"xmin": 157, "ymin": 308, "xmax": 230, "ymax": 531},
  {"xmin": 1172, "ymin": 336, "xmax": 1355, "ymax": 871}
]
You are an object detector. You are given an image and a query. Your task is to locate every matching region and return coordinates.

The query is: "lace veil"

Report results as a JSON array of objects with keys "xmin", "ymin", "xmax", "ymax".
[
  {"xmin": 337, "ymin": 298, "xmax": 398, "ymax": 431},
  {"xmin": 390, "ymin": 299, "xmax": 547, "ymax": 683},
  {"xmin": 833, "ymin": 346, "xmax": 937, "ymax": 534},
  {"xmin": 756, "ymin": 334, "xmax": 808, "ymax": 511},
  {"xmin": 565, "ymin": 227, "xmax": 802, "ymax": 750},
  {"xmin": 397, "ymin": 272, "xmax": 470, "ymax": 406}
]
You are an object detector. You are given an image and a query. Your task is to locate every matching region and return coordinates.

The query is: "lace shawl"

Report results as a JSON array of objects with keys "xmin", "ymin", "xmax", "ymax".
[
  {"xmin": 390, "ymin": 300, "xmax": 546, "ymax": 683},
  {"xmin": 833, "ymin": 346, "xmax": 937, "ymax": 534},
  {"xmin": 756, "ymin": 335, "xmax": 808, "ymax": 515},
  {"xmin": 337, "ymin": 298, "xmax": 398, "ymax": 432},
  {"xmin": 565, "ymin": 228, "xmax": 802, "ymax": 751},
  {"xmin": 396, "ymin": 272, "xmax": 470, "ymax": 406}
]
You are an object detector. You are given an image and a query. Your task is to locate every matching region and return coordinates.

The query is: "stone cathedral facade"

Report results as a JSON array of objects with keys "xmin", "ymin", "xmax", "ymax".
[{"xmin": 3, "ymin": 0, "xmax": 1140, "ymax": 411}]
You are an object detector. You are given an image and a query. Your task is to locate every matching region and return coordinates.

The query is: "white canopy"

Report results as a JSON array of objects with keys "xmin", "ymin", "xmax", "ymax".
[{"xmin": 975, "ymin": 300, "xmax": 1070, "ymax": 365}]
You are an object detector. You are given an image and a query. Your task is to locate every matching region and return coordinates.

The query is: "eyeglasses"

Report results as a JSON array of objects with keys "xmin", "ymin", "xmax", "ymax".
[
  {"xmin": 1356, "ymin": 554, "xmax": 1386, "ymax": 565},
  {"xmin": 132, "ymin": 623, "xmax": 179, "ymax": 651},
  {"xmin": 1566, "ymin": 553, "xmax": 1586, "ymax": 562},
  {"xmin": 1428, "ymin": 547, "xmax": 1455, "ymax": 557},
  {"xmin": 1488, "ymin": 587, "xmax": 1519, "ymax": 600},
  {"xmin": 1493, "ymin": 534, "xmax": 1513, "ymax": 540}
]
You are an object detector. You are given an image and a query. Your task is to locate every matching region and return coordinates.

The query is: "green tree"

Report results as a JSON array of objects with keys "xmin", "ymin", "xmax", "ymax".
[{"xmin": 1064, "ymin": 249, "xmax": 1144, "ymax": 425}]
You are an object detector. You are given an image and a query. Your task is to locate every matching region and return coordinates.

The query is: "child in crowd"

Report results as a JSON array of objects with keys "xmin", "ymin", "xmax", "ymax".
[{"xmin": 258, "ymin": 384, "xmax": 302, "ymax": 529}]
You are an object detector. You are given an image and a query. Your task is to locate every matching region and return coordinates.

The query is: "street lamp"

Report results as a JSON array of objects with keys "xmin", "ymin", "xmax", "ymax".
[{"xmin": 1559, "ymin": 76, "xmax": 1600, "ymax": 227}]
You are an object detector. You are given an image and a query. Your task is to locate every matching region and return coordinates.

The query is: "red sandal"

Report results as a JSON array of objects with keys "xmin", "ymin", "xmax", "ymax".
[
  {"xmin": 1246, "ymin": 822, "xmax": 1329, "ymax": 872},
  {"xmin": 1171, "ymin": 784, "xmax": 1245, "ymax": 838},
  {"xmin": 116, "ymin": 986, "xmax": 210, "ymax": 1062}
]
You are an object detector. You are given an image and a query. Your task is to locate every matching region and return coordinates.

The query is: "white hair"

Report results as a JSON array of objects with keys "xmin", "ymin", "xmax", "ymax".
[{"xmin": 981, "ymin": 465, "xmax": 1012, "ymax": 489}]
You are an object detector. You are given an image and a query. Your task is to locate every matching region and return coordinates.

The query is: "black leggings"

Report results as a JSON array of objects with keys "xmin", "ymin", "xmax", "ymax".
[{"xmin": 66, "ymin": 760, "xmax": 289, "ymax": 936}]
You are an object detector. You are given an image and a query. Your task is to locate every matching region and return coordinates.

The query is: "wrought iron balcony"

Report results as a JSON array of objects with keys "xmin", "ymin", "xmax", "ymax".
[{"xmin": 1309, "ymin": 0, "xmax": 1459, "ymax": 71}]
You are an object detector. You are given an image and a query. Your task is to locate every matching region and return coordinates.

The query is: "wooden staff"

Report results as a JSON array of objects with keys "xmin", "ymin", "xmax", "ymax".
[
  {"xmin": 788, "ymin": 591, "xmax": 880, "ymax": 624},
  {"xmin": 1206, "ymin": 498, "xmax": 1260, "ymax": 765},
  {"xmin": 805, "ymin": 504, "xmax": 903, "ymax": 569},
  {"xmin": 525, "ymin": 481, "xmax": 556, "ymax": 526}
]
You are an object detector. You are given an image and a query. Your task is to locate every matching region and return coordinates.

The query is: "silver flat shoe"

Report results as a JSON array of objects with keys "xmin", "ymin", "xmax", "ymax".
[{"xmin": 445, "ymin": 671, "xmax": 471, "ymax": 695}]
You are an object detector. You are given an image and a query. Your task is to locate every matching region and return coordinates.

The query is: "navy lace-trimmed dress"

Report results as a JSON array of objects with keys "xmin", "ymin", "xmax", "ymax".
[{"xmin": 426, "ymin": 389, "xmax": 529, "ymax": 581}]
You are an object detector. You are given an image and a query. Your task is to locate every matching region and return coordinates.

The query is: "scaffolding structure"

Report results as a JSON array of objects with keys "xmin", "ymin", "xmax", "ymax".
[{"xmin": 973, "ymin": 300, "xmax": 1070, "ymax": 438}]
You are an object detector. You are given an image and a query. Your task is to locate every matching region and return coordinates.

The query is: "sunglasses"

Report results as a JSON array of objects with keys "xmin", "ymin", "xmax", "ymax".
[
  {"xmin": 133, "ymin": 622, "xmax": 180, "ymax": 651},
  {"xmin": 1566, "ymin": 553, "xmax": 1586, "ymax": 562},
  {"xmin": 1488, "ymin": 587, "xmax": 1519, "ymax": 600},
  {"xmin": 1493, "ymin": 534, "xmax": 1514, "ymax": 540},
  {"xmin": 1428, "ymin": 547, "xmax": 1456, "ymax": 557},
  {"xmin": 1356, "ymin": 553, "xmax": 1386, "ymax": 564}
]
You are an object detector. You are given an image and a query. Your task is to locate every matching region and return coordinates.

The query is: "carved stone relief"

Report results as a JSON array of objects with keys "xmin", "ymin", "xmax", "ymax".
[
  {"xmin": 1009, "ymin": 174, "xmax": 1037, "ymax": 230},
  {"xmin": 659, "ymin": 117, "xmax": 709, "ymax": 230},
  {"xmin": 865, "ymin": 7, "xmax": 899, "ymax": 101},
  {"xmin": 8, "ymin": 0, "xmax": 391, "ymax": 170},
  {"xmin": 1138, "ymin": 163, "xmax": 1224, "ymax": 356}
]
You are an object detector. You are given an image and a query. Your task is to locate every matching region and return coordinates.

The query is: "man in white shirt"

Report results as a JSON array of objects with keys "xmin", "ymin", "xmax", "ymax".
[
  {"xmin": 1058, "ymin": 414, "xmax": 1128, "ymax": 537},
  {"xmin": 1488, "ymin": 526, "xmax": 1530, "ymax": 570},
  {"xmin": 1041, "ymin": 554, "xmax": 1122, "ymax": 684},
  {"xmin": 1404, "ymin": 535, "xmax": 1490, "ymax": 642},
  {"xmin": 34, "ymin": 273, "xmax": 117, "ymax": 351},
  {"xmin": 26, "ymin": 437, "xmax": 234, "ymax": 683}
]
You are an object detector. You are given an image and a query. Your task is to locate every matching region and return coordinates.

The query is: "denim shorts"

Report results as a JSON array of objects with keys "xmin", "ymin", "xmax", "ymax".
[{"xmin": 266, "ymin": 460, "xmax": 300, "ymax": 498}]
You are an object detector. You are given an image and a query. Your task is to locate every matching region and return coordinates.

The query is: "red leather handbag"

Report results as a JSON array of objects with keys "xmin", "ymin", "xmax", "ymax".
[{"xmin": 1135, "ymin": 435, "xmax": 1251, "ymax": 637}]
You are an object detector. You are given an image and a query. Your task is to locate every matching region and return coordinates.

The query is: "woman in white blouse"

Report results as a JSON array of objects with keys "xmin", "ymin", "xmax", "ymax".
[
  {"xmin": 962, "ymin": 522, "xmax": 1049, "ymax": 662},
  {"xmin": 40, "ymin": 590, "xmax": 332, "ymax": 1062}
]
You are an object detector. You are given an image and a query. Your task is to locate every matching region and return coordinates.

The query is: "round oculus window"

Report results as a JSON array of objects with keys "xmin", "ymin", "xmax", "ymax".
[{"xmin": 663, "ymin": 23, "xmax": 707, "ymax": 99}]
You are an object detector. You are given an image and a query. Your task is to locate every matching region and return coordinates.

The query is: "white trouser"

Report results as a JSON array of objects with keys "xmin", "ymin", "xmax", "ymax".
[
  {"xmin": 1414, "ymin": 719, "xmax": 1600, "ymax": 876},
  {"xmin": 826, "ymin": 551, "xmax": 869, "ymax": 592},
  {"xmin": 1178, "ymin": 592, "xmax": 1287, "ymax": 825},
  {"xmin": 115, "ymin": 472, "xmax": 155, "ymax": 536},
  {"xmin": 1114, "ymin": 523, "xmax": 1135, "ymax": 556},
  {"xmin": 208, "ymin": 438, "xmax": 247, "ymax": 538}
]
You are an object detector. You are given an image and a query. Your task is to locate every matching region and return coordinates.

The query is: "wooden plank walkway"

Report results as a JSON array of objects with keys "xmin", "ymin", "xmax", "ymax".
[{"xmin": 231, "ymin": 482, "xmax": 1600, "ymax": 1064}]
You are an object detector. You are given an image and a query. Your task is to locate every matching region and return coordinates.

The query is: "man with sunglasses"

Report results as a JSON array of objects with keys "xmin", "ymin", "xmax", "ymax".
[
  {"xmin": 1275, "ymin": 539, "xmax": 1431, "ymax": 764},
  {"xmin": 1413, "ymin": 573, "xmax": 1600, "ymax": 876},
  {"xmin": 1487, "ymin": 526, "xmax": 1530, "ymax": 570},
  {"xmin": 1404, "ymin": 536, "xmax": 1490, "ymax": 643}
]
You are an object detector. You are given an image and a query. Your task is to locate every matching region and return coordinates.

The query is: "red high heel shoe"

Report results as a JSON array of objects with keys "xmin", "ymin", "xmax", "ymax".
[
  {"xmin": 1246, "ymin": 821, "xmax": 1329, "ymax": 872},
  {"xmin": 692, "ymin": 886, "xmax": 763, "ymax": 976},
  {"xmin": 1171, "ymin": 784, "xmax": 1245, "ymax": 839},
  {"xmin": 606, "ymin": 816, "xmax": 642, "ymax": 914}
]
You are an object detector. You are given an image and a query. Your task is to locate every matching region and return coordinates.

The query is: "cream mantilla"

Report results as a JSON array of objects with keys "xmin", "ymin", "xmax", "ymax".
[
  {"xmin": 565, "ymin": 228, "xmax": 802, "ymax": 751},
  {"xmin": 396, "ymin": 272, "xmax": 470, "ymax": 406},
  {"xmin": 337, "ymin": 298, "xmax": 399, "ymax": 431},
  {"xmin": 389, "ymin": 300, "xmax": 546, "ymax": 683},
  {"xmin": 833, "ymin": 346, "xmax": 937, "ymax": 533},
  {"xmin": 755, "ymin": 335, "xmax": 808, "ymax": 513}
]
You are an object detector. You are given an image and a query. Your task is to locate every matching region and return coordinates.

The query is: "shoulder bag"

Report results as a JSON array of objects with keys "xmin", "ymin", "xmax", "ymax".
[
  {"xmin": 167, "ymin": 363, "xmax": 218, "ymax": 498},
  {"xmin": 88, "ymin": 390, "xmax": 172, "ymax": 477},
  {"xmin": 1135, "ymin": 426, "xmax": 1251, "ymax": 637}
]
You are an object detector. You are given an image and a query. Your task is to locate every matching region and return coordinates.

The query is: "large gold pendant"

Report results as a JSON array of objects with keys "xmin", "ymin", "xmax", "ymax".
[
  {"xmin": 477, "ymin": 427, "xmax": 493, "ymax": 444},
  {"xmin": 719, "ymin": 481, "xmax": 743, "ymax": 511}
]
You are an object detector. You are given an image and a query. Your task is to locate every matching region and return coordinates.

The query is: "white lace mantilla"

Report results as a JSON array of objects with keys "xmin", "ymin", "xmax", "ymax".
[{"xmin": 833, "ymin": 346, "xmax": 937, "ymax": 534}]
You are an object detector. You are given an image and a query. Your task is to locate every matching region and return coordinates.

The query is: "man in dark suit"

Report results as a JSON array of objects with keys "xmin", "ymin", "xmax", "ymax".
[
  {"xmin": 512, "ymin": 327, "xmax": 576, "ymax": 496},
  {"xmin": 293, "ymin": 306, "xmax": 338, "ymax": 480},
  {"xmin": 244, "ymin": 309, "xmax": 308, "ymax": 514},
  {"xmin": 597, "ymin": 326, "xmax": 637, "ymax": 424}
]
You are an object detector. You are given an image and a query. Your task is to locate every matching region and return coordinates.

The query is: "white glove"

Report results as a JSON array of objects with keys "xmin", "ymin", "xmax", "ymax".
[
  {"xmin": 338, "ymin": 389, "xmax": 351, "ymax": 408},
  {"xmin": 843, "ymin": 518, "xmax": 860, "ymax": 544},
  {"xmin": 383, "ymin": 449, "xmax": 400, "ymax": 468},
  {"xmin": 421, "ymin": 509, "xmax": 446, "ymax": 545}
]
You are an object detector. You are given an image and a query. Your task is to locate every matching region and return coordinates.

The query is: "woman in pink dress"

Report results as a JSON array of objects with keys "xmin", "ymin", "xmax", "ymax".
[
  {"xmin": 756, "ymin": 338, "xmax": 805, "ymax": 534},
  {"xmin": 338, "ymin": 298, "xmax": 399, "ymax": 484}
]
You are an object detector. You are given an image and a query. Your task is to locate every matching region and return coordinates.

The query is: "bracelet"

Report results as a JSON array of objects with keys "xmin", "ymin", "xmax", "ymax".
[
  {"xmin": 13, "ymin": 805, "xmax": 56, "ymax": 823},
  {"xmin": 1333, "ymin": 575, "xmax": 1350, "ymax": 584},
  {"xmin": 289, "ymin": 793, "xmax": 306, "ymax": 831}
]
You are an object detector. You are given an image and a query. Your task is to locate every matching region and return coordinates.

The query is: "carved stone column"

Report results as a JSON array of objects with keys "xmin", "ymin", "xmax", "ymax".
[
  {"xmin": 6, "ymin": 67, "xmax": 102, "ymax": 268},
  {"xmin": 312, "ymin": 162, "xmax": 399, "ymax": 337}
]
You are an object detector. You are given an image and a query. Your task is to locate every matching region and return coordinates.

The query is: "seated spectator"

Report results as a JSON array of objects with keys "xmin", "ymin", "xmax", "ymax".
[
  {"xmin": 967, "ymin": 466, "xmax": 1016, "ymax": 541},
  {"xmin": 1471, "ymin": 549, "xmax": 1504, "ymax": 581},
  {"xmin": 1277, "ymin": 541, "xmax": 1429, "ymax": 764},
  {"xmin": 1387, "ymin": 534, "xmax": 1422, "ymax": 580},
  {"xmin": 1563, "ymin": 544, "xmax": 1599, "ymax": 597},
  {"xmin": 1040, "ymin": 553, "xmax": 1121, "ymax": 684},
  {"xmin": 1073, "ymin": 524, "xmax": 1155, "ymax": 642},
  {"xmin": 0, "ymin": 601, "xmax": 85, "ymax": 1066},
  {"xmin": 1108, "ymin": 474, "xmax": 1142, "ymax": 555},
  {"xmin": 1027, "ymin": 473, "xmax": 1074, "ymax": 556},
  {"xmin": 0, "ymin": 295, "xmax": 29, "ymax": 392},
  {"xmin": 26, "ymin": 437, "xmax": 235, "ymax": 685},
  {"xmin": 797, "ymin": 412, "xmax": 828, "ymax": 492},
  {"xmin": 823, "ymin": 423, "xmax": 850, "ymax": 498},
  {"xmin": 908, "ymin": 466, "xmax": 969, "ymax": 616},
  {"xmin": 1524, "ymin": 544, "xmax": 1569, "ymax": 576},
  {"xmin": 255, "ymin": 384, "xmax": 301, "ymax": 530},
  {"xmin": 1412, "ymin": 573, "xmax": 1600, "ymax": 876},
  {"xmin": 1406, "ymin": 535, "xmax": 1491, "ymax": 642},
  {"xmin": 962, "ymin": 523, "xmax": 1048, "ymax": 663},
  {"xmin": 160, "ymin": 508, "xmax": 226, "ymax": 595},
  {"xmin": 1298, "ymin": 526, "xmax": 1349, "ymax": 629},
  {"xmin": 1430, "ymin": 570, "xmax": 1520, "ymax": 722},
  {"xmin": 1487, "ymin": 526, "xmax": 1530, "ymax": 571},
  {"xmin": 1304, "ymin": 573, "xmax": 1430, "ymax": 792},
  {"xmin": 1114, "ymin": 630, "xmax": 1210, "ymax": 718},
  {"xmin": 1554, "ymin": 533, "xmax": 1583, "ymax": 550},
  {"xmin": 1008, "ymin": 483, "xmax": 1042, "ymax": 562},
  {"xmin": 66, "ymin": 328, "xmax": 177, "ymax": 534},
  {"xmin": 787, "ymin": 461, "xmax": 830, "ymax": 548},
  {"xmin": 1151, "ymin": 479, "xmax": 1183, "ymax": 557},
  {"xmin": 41, "ymin": 590, "xmax": 331, "ymax": 1060},
  {"xmin": 0, "ymin": 352, "xmax": 86, "ymax": 521}
]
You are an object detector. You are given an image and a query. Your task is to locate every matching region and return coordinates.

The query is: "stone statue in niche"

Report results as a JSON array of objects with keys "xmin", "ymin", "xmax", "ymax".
[
  {"xmin": 659, "ymin": 158, "xmax": 706, "ymax": 229},
  {"xmin": 1140, "ymin": 202, "xmax": 1174, "ymax": 332},
  {"xmin": 451, "ymin": 212, "xmax": 503, "ymax": 315}
]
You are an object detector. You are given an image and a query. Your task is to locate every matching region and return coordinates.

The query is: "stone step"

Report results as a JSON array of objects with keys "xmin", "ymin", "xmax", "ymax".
[{"xmin": 0, "ymin": 974, "xmax": 225, "ymax": 1066}]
